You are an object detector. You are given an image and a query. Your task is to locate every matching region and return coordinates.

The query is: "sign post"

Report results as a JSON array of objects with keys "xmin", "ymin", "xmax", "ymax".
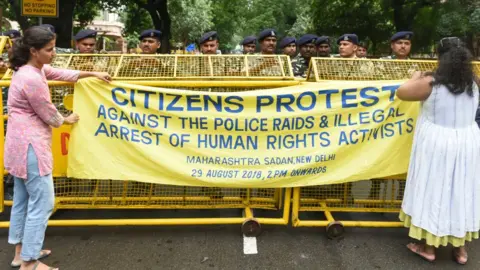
[{"xmin": 21, "ymin": 0, "xmax": 59, "ymax": 22}]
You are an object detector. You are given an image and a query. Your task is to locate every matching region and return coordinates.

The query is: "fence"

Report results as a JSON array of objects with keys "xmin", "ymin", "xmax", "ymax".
[{"xmin": 1, "ymin": 36, "xmax": 479, "ymax": 238}]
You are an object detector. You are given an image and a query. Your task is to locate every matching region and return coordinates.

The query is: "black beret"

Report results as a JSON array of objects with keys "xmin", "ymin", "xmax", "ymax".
[
  {"xmin": 3, "ymin": 30, "xmax": 21, "ymax": 39},
  {"xmin": 391, "ymin": 31, "xmax": 413, "ymax": 42},
  {"xmin": 297, "ymin": 34, "xmax": 317, "ymax": 47},
  {"xmin": 241, "ymin": 36, "xmax": 257, "ymax": 45},
  {"xmin": 258, "ymin": 28, "xmax": 277, "ymax": 41},
  {"xmin": 279, "ymin": 37, "xmax": 296, "ymax": 48},
  {"xmin": 316, "ymin": 36, "xmax": 330, "ymax": 45},
  {"xmin": 74, "ymin": 29, "xmax": 97, "ymax": 41},
  {"xmin": 358, "ymin": 41, "xmax": 367, "ymax": 48},
  {"xmin": 139, "ymin": 29, "xmax": 162, "ymax": 41},
  {"xmin": 40, "ymin": 24, "xmax": 55, "ymax": 33},
  {"xmin": 337, "ymin": 34, "xmax": 359, "ymax": 45},
  {"xmin": 199, "ymin": 31, "xmax": 218, "ymax": 44}
]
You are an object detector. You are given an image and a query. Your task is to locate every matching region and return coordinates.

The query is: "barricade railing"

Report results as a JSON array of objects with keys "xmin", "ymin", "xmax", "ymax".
[
  {"xmin": 306, "ymin": 57, "xmax": 480, "ymax": 81},
  {"xmin": 1, "ymin": 54, "xmax": 295, "ymax": 81},
  {"xmin": 1, "ymin": 42, "xmax": 473, "ymax": 238},
  {"xmin": 0, "ymin": 78, "xmax": 298, "ymax": 236}
]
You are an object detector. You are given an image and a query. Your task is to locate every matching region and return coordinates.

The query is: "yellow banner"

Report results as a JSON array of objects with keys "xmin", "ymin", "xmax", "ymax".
[{"xmin": 66, "ymin": 78, "xmax": 418, "ymax": 187}]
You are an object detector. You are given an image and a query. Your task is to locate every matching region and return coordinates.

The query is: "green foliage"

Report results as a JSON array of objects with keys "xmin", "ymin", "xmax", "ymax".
[
  {"xmin": 211, "ymin": 0, "xmax": 247, "ymax": 51},
  {"xmin": 0, "ymin": 0, "xmax": 477, "ymax": 55},
  {"xmin": 470, "ymin": 8, "xmax": 480, "ymax": 32},
  {"xmin": 240, "ymin": 0, "xmax": 296, "ymax": 37},
  {"xmin": 312, "ymin": 0, "xmax": 393, "ymax": 54},
  {"xmin": 74, "ymin": 0, "xmax": 102, "ymax": 28},
  {"xmin": 119, "ymin": 4, "xmax": 154, "ymax": 37},
  {"xmin": 169, "ymin": 0, "xmax": 213, "ymax": 44}
]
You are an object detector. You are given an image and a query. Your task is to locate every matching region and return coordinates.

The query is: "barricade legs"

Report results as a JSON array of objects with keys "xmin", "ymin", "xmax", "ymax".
[
  {"xmin": 1, "ymin": 179, "xmax": 291, "ymax": 236},
  {"xmin": 292, "ymin": 179, "xmax": 404, "ymax": 238}
]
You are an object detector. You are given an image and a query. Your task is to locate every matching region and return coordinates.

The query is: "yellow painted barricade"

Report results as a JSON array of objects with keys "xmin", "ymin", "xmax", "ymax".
[
  {"xmin": 1, "ymin": 37, "xmax": 479, "ymax": 238},
  {"xmin": 292, "ymin": 57, "xmax": 480, "ymax": 238},
  {"xmin": 0, "ymin": 48, "xmax": 295, "ymax": 236}
]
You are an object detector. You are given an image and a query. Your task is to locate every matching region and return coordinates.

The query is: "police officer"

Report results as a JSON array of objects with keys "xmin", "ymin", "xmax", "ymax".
[
  {"xmin": 369, "ymin": 31, "xmax": 414, "ymax": 202},
  {"xmin": 316, "ymin": 36, "xmax": 331, "ymax": 57},
  {"xmin": 40, "ymin": 24, "xmax": 55, "ymax": 33},
  {"xmin": 199, "ymin": 31, "xmax": 219, "ymax": 55},
  {"xmin": 139, "ymin": 29, "xmax": 162, "ymax": 54},
  {"xmin": 241, "ymin": 36, "xmax": 257, "ymax": 54},
  {"xmin": 382, "ymin": 31, "xmax": 413, "ymax": 60},
  {"xmin": 258, "ymin": 28, "xmax": 277, "ymax": 55},
  {"xmin": 279, "ymin": 37, "xmax": 296, "ymax": 58},
  {"xmin": 337, "ymin": 34, "xmax": 358, "ymax": 58},
  {"xmin": 0, "ymin": 30, "xmax": 19, "ymax": 69},
  {"xmin": 1, "ymin": 30, "xmax": 21, "ymax": 59},
  {"xmin": 74, "ymin": 29, "xmax": 97, "ymax": 54},
  {"xmin": 292, "ymin": 34, "xmax": 317, "ymax": 77},
  {"xmin": 356, "ymin": 42, "xmax": 368, "ymax": 58},
  {"xmin": 39, "ymin": 24, "xmax": 77, "ymax": 54},
  {"xmin": 4, "ymin": 29, "xmax": 21, "ymax": 44},
  {"xmin": 118, "ymin": 29, "xmax": 168, "ymax": 80}
]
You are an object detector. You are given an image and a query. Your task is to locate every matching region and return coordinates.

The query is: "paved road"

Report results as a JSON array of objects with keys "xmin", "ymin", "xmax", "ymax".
[{"xmin": 0, "ymin": 208, "xmax": 478, "ymax": 270}]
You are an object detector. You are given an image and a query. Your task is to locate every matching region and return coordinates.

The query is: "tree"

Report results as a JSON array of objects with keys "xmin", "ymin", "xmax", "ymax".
[
  {"xmin": 240, "ymin": 0, "xmax": 297, "ymax": 38},
  {"xmin": 119, "ymin": 5, "xmax": 153, "ymax": 37},
  {"xmin": 124, "ymin": 0, "xmax": 172, "ymax": 53},
  {"xmin": 2, "ymin": 0, "xmax": 104, "ymax": 48},
  {"xmin": 312, "ymin": 0, "xmax": 394, "ymax": 55},
  {"xmin": 288, "ymin": 0, "xmax": 315, "ymax": 37},
  {"xmin": 169, "ymin": 0, "xmax": 213, "ymax": 46},
  {"xmin": 211, "ymin": 0, "xmax": 247, "ymax": 52},
  {"xmin": 434, "ymin": 0, "xmax": 480, "ymax": 55},
  {"xmin": 381, "ymin": 0, "xmax": 442, "ymax": 32}
]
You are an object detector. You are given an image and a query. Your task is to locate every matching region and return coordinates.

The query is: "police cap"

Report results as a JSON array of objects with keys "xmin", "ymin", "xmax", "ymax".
[
  {"xmin": 241, "ymin": 36, "xmax": 257, "ymax": 45},
  {"xmin": 337, "ymin": 34, "xmax": 359, "ymax": 45},
  {"xmin": 40, "ymin": 24, "xmax": 55, "ymax": 33},
  {"xmin": 391, "ymin": 31, "xmax": 413, "ymax": 42},
  {"xmin": 258, "ymin": 28, "xmax": 277, "ymax": 41},
  {"xmin": 279, "ymin": 37, "xmax": 296, "ymax": 48},
  {"xmin": 139, "ymin": 29, "xmax": 162, "ymax": 41},
  {"xmin": 199, "ymin": 31, "xmax": 218, "ymax": 44},
  {"xmin": 316, "ymin": 36, "xmax": 330, "ymax": 46},
  {"xmin": 74, "ymin": 29, "xmax": 97, "ymax": 41},
  {"xmin": 4, "ymin": 30, "xmax": 21, "ymax": 39},
  {"xmin": 297, "ymin": 34, "xmax": 317, "ymax": 47}
]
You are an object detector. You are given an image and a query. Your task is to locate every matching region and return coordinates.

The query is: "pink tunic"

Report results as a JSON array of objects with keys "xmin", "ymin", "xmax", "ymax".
[{"xmin": 5, "ymin": 64, "xmax": 79, "ymax": 179}]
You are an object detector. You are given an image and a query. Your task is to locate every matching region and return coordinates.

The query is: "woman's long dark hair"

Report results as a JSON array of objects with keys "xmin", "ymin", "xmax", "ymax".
[
  {"xmin": 9, "ymin": 26, "xmax": 56, "ymax": 71},
  {"xmin": 430, "ymin": 37, "xmax": 475, "ymax": 96}
]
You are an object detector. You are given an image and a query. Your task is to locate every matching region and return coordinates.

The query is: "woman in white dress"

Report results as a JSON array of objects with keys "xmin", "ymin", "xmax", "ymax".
[{"xmin": 397, "ymin": 37, "xmax": 480, "ymax": 264}]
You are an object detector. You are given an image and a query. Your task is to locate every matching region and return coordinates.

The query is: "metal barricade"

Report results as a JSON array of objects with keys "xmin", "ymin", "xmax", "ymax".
[
  {"xmin": 291, "ymin": 56, "xmax": 480, "ymax": 238},
  {"xmin": 291, "ymin": 176, "xmax": 405, "ymax": 238},
  {"xmin": 0, "ymin": 50, "xmax": 297, "ymax": 236}
]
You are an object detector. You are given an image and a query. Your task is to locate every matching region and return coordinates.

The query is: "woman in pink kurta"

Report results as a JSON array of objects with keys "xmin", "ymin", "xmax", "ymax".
[{"xmin": 5, "ymin": 26, "xmax": 110, "ymax": 270}]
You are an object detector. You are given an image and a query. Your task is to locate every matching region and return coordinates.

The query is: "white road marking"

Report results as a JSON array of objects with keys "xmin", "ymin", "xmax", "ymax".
[{"xmin": 243, "ymin": 235, "xmax": 258, "ymax": 255}]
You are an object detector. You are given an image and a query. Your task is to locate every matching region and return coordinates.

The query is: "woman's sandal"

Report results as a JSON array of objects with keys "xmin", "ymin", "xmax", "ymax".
[
  {"xmin": 452, "ymin": 248, "xmax": 468, "ymax": 265},
  {"xmin": 31, "ymin": 261, "xmax": 58, "ymax": 270},
  {"xmin": 406, "ymin": 243, "xmax": 435, "ymax": 262},
  {"xmin": 11, "ymin": 250, "xmax": 52, "ymax": 268}
]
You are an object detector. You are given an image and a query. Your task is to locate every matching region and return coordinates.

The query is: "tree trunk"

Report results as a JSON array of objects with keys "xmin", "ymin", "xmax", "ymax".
[
  {"xmin": 10, "ymin": 0, "xmax": 76, "ymax": 48},
  {"xmin": 10, "ymin": 0, "xmax": 32, "ymax": 30},
  {"xmin": 157, "ymin": 0, "xmax": 171, "ymax": 54},
  {"xmin": 43, "ymin": 0, "xmax": 77, "ymax": 48},
  {"xmin": 141, "ymin": 0, "xmax": 171, "ymax": 54}
]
